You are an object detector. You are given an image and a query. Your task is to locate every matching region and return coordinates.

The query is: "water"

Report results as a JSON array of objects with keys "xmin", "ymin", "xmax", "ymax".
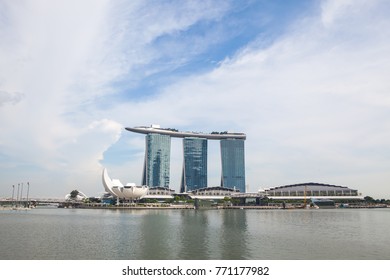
[{"xmin": 1, "ymin": 208, "xmax": 389, "ymax": 260}]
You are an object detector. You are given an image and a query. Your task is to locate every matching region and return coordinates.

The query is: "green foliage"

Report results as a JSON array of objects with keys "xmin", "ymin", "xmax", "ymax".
[
  {"xmin": 143, "ymin": 198, "xmax": 159, "ymax": 203},
  {"xmin": 70, "ymin": 190, "xmax": 79, "ymax": 198},
  {"xmin": 231, "ymin": 198, "xmax": 240, "ymax": 205},
  {"xmin": 210, "ymin": 131, "xmax": 229, "ymax": 134}
]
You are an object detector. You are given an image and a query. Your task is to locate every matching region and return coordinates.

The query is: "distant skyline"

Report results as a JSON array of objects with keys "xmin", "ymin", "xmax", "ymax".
[{"xmin": 1, "ymin": 0, "xmax": 389, "ymax": 199}]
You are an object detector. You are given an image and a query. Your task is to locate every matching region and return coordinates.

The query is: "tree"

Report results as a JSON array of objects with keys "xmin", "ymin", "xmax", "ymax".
[
  {"xmin": 231, "ymin": 198, "xmax": 240, "ymax": 206},
  {"xmin": 364, "ymin": 196, "xmax": 374, "ymax": 202},
  {"xmin": 223, "ymin": 196, "xmax": 232, "ymax": 206},
  {"xmin": 70, "ymin": 190, "xmax": 79, "ymax": 199}
]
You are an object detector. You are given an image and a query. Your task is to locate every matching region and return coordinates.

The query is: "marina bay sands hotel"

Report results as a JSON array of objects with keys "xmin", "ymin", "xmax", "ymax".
[{"xmin": 126, "ymin": 125, "xmax": 246, "ymax": 193}]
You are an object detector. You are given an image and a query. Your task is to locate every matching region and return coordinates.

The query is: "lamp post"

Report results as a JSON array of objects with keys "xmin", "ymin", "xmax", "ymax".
[
  {"xmin": 20, "ymin": 182, "xmax": 24, "ymax": 207},
  {"xmin": 12, "ymin": 185, "xmax": 15, "ymax": 207},
  {"xmin": 26, "ymin": 182, "xmax": 30, "ymax": 208},
  {"xmin": 17, "ymin": 183, "xmax": 20, "ymax": 208}
]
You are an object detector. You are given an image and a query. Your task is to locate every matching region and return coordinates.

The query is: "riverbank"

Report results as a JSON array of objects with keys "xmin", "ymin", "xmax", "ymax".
[
  {"xmin": 67, "ymin": 203, "xmax": 195, "ymax": 210},
  {"xmin": 55, "ymin": 203, "xmax": 389, "ymax": 210}
]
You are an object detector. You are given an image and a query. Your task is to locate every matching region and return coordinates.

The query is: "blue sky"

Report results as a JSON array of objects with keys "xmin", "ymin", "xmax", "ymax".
[{"xmin": 1, "ymin": 0, "xmax": 389, "ymax": 199}]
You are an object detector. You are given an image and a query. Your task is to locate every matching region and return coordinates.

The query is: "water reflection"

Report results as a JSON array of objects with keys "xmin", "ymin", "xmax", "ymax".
[
  {"xmin": 177, "ymin": 210, "xmax": 210, "ymax": 259},
  {"xmin": 218, "ymin": 210, "xmax": 250, "ymax": 259},
  {"xmin": 1, "ymin": 208, "xmax": 390, "ymax": 260},
  {"xmin": 132, "ymin": 210, "xmax": 179, "ymax": 259}
]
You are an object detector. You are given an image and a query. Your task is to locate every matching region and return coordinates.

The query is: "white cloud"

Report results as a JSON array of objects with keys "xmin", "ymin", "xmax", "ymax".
[
  {"xmin": 1, "ymin": 0, "xmax": 389, "ymax": 199},
  {"xmin": 0, "ymin": 0, "xmax": 232, "ymax": 197},
  {"xmin": 107, "ymin": 0, "xmax": 390, "ymax": 197},
  {"xmin": 0, "ymin": 90, "xmax": 24, "ymax": 106}
]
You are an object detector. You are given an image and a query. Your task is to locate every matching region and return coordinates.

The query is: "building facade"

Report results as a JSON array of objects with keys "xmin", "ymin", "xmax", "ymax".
[
  {"xmin": 220, "ymin": 139, "xmax": 246, "ymax": 192},
  {"xmin": 127, "ymin": 125, "xmax": 246, "ymax": 192},
  {"xmin": 259, "ymin": 182, "xmax": 362, "ymax": 200},
  {"xmin": 180, "ymin": 137, "xmax": 208, "ymax": 193},
  {"xmin": 142, "ymin": 133, "xmax": 171, "ymax": 188}
]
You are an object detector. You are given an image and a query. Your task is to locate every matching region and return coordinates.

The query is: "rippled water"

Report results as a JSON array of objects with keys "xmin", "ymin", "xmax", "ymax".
[{"xmin": 1, "ymin": 208, "xmax": 389, "ymax": 260}]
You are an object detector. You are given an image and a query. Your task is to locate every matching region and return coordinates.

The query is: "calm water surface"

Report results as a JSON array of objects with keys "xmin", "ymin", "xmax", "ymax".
[{"xmin": 1, "ymin": 208, "xmax": 389, "ymax": 260}]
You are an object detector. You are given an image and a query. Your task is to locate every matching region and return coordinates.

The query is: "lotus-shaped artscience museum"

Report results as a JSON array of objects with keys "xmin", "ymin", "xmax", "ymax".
[{"xmin": 102, "ymin": 168, "xmax": 148, "ymax": 199}]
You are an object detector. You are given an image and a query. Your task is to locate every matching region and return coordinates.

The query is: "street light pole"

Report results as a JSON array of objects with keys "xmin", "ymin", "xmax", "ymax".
[
  {"xmin": 21, "ymin": 182, "xmax": 24, "ymax": 207},
  {"xmin": 17, "ymin": 183, "xmax": 20, "ymax": 207},
  {"xmin": 26, "ymin": 182, "xmax": 30, "ymax": 208},
  {"xmin": 12, "ymin": 185, "xmax": 15, "ymax": 206}
]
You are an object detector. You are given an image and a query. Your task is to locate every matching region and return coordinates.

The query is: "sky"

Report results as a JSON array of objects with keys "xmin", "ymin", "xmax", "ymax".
[{"xmin": 1, "ymin": 0, "xmax": 389, "ymax": 199}]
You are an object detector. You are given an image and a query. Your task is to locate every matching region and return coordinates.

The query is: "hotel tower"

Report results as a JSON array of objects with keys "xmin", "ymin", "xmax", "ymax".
[{"xmin": 126, "ymin": 125, "xmax": 246, "ymax": 192}]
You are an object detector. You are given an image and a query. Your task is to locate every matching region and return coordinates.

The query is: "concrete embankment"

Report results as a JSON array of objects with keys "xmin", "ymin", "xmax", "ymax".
[{"xmin": 73, "ymin": 204, "xmax": 195, "ymax": 210}]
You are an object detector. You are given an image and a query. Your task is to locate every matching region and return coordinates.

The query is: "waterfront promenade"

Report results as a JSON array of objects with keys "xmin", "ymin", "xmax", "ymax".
[{"xmin": 1, "ymin": 197, "xmax": 388, "ymax": 210}]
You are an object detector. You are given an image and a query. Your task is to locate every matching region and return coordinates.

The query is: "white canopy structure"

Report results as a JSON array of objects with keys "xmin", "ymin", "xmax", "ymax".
[{"xmin": 102, "ymin": 168, "xmax": 148, "ymax": 200}]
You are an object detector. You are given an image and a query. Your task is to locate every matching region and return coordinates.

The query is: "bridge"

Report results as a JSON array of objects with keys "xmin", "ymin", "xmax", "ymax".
[{"xmin": 0, "ymin": 198, "xmax": 66, "ymax": 206}]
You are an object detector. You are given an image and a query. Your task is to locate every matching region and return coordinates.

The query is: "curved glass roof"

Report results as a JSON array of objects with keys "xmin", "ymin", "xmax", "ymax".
[{"xmin": 267, "ymin": 182, "xmax": 357, "ymax": 192}]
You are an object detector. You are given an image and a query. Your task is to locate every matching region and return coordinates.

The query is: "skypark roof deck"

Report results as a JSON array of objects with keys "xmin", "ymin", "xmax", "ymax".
[{"xmin": 126, "ymin": 126, "xmax": 246, "ymax": 140}]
